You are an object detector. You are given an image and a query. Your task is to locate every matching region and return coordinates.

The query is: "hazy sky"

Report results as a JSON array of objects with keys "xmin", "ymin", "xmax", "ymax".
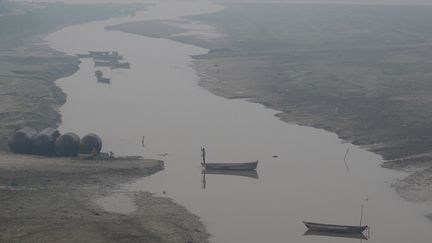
[{"xmin": 9, "ymin": 0, "xmax": 432, "ymax": 5}]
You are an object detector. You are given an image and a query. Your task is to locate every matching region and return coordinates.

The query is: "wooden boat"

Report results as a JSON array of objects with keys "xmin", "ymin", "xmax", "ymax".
[
  {"xmin": 202, "ymin": 161, "xmax": 258, "ymax": 170},
  {"xmin": 303, "ymin": 221, "xmax": 368, "ymax": 234},
  {"xmin": 94, "ymin": 61, "xmax": 112, "ymax": 67},
  {"xmin": 110, "ymin": 62, "xmax": 130, "ymax": 69},
  {"xmin": 97, "ymin": 76, "xmax": 110, "ymax": 84},
  {"xmin": 89, "ymin": 51, "xmax": 110, "ymax": 56},
  {"xmin": 93, "ymin": 55, "xmax": 123, "ymax": 61},
  {"xmin": 303, "ymin": 230, "xmax": 368, "ymax": 240}
]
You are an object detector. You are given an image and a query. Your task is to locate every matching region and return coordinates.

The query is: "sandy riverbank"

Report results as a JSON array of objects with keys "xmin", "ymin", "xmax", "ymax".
[
  {"xmin": 107, "ymin": 2, "xmax": 432, "ymax": 207},
  {"xmin": 0, "ymin": 153, "xmax": 208, "ymax": 242}
]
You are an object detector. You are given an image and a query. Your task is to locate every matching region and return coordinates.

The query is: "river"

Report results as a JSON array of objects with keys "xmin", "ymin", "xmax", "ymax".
[{"xmin": 45, "ymin": 1, "xmax": 431, "ymax": 242}]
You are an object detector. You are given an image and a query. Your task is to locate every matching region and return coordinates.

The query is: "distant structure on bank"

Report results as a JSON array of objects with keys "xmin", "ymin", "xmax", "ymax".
[
  {"xmin": 8, "ymin": 128, "xmax": 102, "ymax": 157},
  {"xmin": 32, "ymin": 128, "xmax": 61, "ymax": 156},
  {"xmin": 79, "ymin": 133, "xmax": 102, "ymax": 154},
  {"xmin": 55, "ymin": 132, "xmax": 80, "ymax": 157},
  {"xmin": 8, "ymin": 127, "xmax": 37, "ymax": 154}
]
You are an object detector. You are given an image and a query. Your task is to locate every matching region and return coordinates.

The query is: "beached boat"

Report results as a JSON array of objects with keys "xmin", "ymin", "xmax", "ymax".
[
  {"xmin": 202, "ymin": 161, "xmax": 258, "ymax": 170},
  {"xmin": 303, "ymin": 221, "xmax": 368, "ymax": 234}
]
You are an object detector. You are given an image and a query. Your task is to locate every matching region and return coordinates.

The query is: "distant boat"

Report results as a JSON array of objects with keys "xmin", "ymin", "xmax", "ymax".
[
  {"xmin": 110, "ymin": 62, "xmax": 130, "ymax": 69},
  {"xmin": 303, "ymin": 221, "xmax": 368, "ymax": 234},
  {"xmin": 95, "ymin": 70, "xmax": 103, "ymax": 78},
  {"xmin": 97, "ymin": 77, "xmax": 110, "ymax": 84},
  {"xmin": 94, "ymin": 61, "xmax": 112, "ymax": 67},
  {"xmin": 89, "ymin": 51, "xmax": 110, "ymax": 56},
  {"xmin": 76, "ymin": 53, "xmax": 92, "ymax": 58},
  {"xmin": 93, "ymin": 55, "xmax": 123, "ymax": 61}
]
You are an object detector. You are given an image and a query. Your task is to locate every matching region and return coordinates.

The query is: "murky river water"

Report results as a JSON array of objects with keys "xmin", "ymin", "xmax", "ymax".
[{"xmin": 45, "ymin": 1, "xmax": 432, "ymax": 242}]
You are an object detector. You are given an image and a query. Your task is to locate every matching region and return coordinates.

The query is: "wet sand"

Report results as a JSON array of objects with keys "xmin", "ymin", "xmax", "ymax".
[{"xmin": 0, "ymin": 153, "xmax": 208, "ymax": 243}]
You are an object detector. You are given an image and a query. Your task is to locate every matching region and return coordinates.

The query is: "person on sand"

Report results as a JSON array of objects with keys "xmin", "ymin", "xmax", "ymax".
[
  {"xmin": 91, "ymin": 147, "xmax": 98, "ymax": 160},
  {"xmin": 201, "ymin": 147, "xmax": 206, "ymax": 164}
]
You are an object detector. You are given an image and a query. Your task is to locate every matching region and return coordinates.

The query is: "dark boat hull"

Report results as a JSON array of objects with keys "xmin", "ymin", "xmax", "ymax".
[
  {"xmin": 303, "ymin": 221, "xmax": 368, "ymax": 234},
  {"xmin": 202, "ymin": 161, "xmax": 258, "ymax": 171}
]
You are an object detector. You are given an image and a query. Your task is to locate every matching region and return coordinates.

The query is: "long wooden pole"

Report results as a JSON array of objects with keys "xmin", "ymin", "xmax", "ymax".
[{"xmin": 360, "ymin": 204, "xmax": 364, "ymax": 226}]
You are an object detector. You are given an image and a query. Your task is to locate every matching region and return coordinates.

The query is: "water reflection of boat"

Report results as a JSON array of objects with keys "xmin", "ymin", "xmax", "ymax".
[
  {"xmin": 202, "ymin": 169, "xmax": 259, "ymax": 179},
  {"xmin": 201, "ymin": 168, "xmax": 259, "ymax": 189},
  {"xmin": 303, "ymin": 229, "xmax": 368, "ymax": 240},
  {"xmin": 303, "ymin": 221, "xmax": 368, "ymax": 234}
]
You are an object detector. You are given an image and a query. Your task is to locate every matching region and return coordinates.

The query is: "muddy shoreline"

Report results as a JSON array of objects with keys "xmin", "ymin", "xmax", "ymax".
[
  {"xmin": 107, "ymin": 2, "xmax": 432, "ymax": 208},
  {"xmin": 0, "ymin": 153, "xmax": 208, "ymax": 242}
]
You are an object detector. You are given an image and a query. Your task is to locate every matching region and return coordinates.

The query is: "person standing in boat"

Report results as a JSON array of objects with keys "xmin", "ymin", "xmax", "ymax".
[{"xmin": 201, "ymin": 147, "xmax": 206, "ymax": 164}]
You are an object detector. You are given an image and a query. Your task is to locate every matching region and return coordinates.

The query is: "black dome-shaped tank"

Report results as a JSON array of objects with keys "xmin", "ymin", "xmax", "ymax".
[
  {"xmin": 8, "ymin": 127, "xmax": 37, "ymax": 154},
  {"xmin": 32, "ymin": 128, "xmax": 61, "ymax": 156},
  {"xmin": 54, "ymin": 132, "xmax": 80, "ymax": 157},
  {"xmin": 79, "ymin": 133, "xmax": 102, "ymax": 154}
]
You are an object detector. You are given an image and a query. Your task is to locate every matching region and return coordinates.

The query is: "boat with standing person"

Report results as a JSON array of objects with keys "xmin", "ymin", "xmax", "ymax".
[{"xmin": 200, "ymin": 147, "xmax": 258, "ymax": 171}]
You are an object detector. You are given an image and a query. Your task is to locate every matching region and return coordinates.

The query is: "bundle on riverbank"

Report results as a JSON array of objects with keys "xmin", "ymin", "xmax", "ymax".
[{"xmin": 9, "ymin": 127, "xmax": 103, "ymax": 158}]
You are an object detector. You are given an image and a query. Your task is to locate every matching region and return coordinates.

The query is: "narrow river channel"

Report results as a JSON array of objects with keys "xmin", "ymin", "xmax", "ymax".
[{"xmin": 46, "ymin": 1, "xmax": 431, "ymax": 242}]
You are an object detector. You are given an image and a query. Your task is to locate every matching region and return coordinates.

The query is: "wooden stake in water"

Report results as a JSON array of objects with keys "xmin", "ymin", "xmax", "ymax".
[{"xmin": 360, "ymin": 204, "xmax": 364, "ymax": 226}]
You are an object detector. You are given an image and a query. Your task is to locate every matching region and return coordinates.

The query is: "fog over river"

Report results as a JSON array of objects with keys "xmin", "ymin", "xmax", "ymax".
[{"xmin": 45, "ymin": 1, "xmax": 432, "ymax": 242}]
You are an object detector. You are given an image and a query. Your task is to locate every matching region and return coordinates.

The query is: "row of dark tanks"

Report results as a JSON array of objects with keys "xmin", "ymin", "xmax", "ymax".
[{"xmin": 8, "ymin": 127, "xmax": 102, "ymax": 157}]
